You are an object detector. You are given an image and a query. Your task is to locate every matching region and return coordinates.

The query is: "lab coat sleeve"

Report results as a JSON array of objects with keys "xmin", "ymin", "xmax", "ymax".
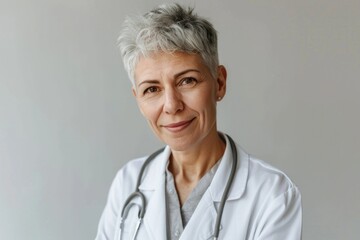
[
  {"xmin": 95, "ymin": 171, "xmax": 122, "ymax": 240},
  {"xmin": 255, "ymin": 185, "xmax": 302, "ymax": 240}
]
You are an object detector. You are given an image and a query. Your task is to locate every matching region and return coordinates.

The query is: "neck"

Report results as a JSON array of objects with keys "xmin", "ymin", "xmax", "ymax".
[{"xmin": 169, "ymin": 131, "xmax": 226, "ymax": 183}]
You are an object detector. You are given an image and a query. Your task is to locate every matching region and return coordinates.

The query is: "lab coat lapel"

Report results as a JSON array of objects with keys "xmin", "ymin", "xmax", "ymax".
[
  {"xmin": 209, "ymin": 134, "xmax": 249, "ymax": 202},
  {"xmin": 180, "ymin": 190, "xmax": 218, "ymax": 240},
  {"xmin": 142, "ymin": 179, "xmax": 167, "ymax": 240},
  {"xmin": 139, "ymin": 146, "xmax": 171, "ymax": 240}
]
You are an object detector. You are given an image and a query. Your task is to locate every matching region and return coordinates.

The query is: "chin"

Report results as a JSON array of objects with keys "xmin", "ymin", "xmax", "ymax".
[{"xmin": 161, "ymin": 134, "xmax": 200, "ymax": 152}]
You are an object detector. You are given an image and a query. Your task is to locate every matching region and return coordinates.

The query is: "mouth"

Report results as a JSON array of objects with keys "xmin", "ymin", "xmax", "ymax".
[{"xmin": 162, "ymin": 118, "xmax": 195, "ymax": 133}]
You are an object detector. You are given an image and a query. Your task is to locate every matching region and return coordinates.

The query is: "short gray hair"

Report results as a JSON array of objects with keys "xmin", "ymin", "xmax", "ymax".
[{"xmin": 118, "ymin": 3, "xmax": 219, "ymax": 85}]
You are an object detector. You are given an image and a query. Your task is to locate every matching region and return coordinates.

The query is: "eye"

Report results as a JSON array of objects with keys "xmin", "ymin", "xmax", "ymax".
[
  {"xmin": 143, "ymin": 86, "xmax": 160, "ymax": 95},
  {"xmin": 179, "ymin": 77, "xmax": 198, "ymax": 87}
]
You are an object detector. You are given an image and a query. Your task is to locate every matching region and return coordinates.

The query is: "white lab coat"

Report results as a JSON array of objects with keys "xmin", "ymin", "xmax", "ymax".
[{"xmin": 95, "ymin": 135, "xmax": 302, "ymax": 240}]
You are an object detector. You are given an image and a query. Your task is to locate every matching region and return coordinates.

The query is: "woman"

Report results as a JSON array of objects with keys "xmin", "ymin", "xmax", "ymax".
[{"xmin": 96, "ymin": 3, "xmax": 302, "ymax": 240}]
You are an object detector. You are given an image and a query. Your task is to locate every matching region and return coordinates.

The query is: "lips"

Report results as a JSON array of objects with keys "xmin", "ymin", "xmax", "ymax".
[{"xmin": 162, "ymin": 118, "xmax": 195, "ymax": 132}]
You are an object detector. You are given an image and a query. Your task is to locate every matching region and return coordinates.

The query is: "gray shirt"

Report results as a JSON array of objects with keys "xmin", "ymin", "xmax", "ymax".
[{"xmin": 165, "ymin": 160, "xmax": 221, "ymax": 240}]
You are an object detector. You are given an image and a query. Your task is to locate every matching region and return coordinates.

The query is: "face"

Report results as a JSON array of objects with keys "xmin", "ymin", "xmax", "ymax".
[{"xmin": 133, "ymin": 52, "xmax": 226, "ymax": 151}]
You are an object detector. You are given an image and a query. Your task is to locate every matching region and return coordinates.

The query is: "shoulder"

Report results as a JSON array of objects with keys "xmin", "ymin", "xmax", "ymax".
[
  {"xmin": 117, "ymin": 156, "xmax": 148, "ymax": 177},
  {"xmin": 111, "ymin": 146, "xmax": 170, "ymax": 192},
  {"xmin": 246, "ymin": 154, "xmax": 300, "ymax": 201},
  {"xmin": 220, "ymin": 134, "xmax": 300, "ymax": 202},
  {"xmin": 246, "ymin": 156, "xmax": 302, "ymax": 238},
  {"xmin": 111, "ymin": 156, "xmax": 148, "ymax": 190}
]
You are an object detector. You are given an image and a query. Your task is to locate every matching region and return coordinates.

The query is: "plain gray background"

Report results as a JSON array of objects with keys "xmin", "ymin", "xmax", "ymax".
[{"xmin": 1, "ymin": 0, "xmax": 359, "ymax": 239}]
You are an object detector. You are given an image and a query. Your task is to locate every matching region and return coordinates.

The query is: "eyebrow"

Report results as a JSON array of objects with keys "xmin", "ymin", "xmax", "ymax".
[
  {"xmin": 174, "ymin": 69, "xmax": 200, "ymax": 78},
  {"xmin": 137, "ymin": 69, "xmax": 200, "ymax": 88},
  {"xmin": 138, "ymin": 80, "xmax": 159, "ymax": 88}
]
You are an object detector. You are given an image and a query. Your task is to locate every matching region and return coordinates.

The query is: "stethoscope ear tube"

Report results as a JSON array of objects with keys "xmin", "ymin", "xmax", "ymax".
[
  {"xmin": 135, "ymin": 147, "xmax": 165, "ymax": 191},
  {"xmin": 121, "ymin": 192, "xmax": 146, "ymax": 219},
  {"xmin": 119, "ymin": 193, "xmax": 146, "ymax": 240}
]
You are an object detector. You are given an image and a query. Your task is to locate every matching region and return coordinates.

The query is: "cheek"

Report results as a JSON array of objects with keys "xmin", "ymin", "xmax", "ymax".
[
  {"xmin": 189, "ymin": 87, "xmax": 216, "ymax": 111},
  {"xmin": 137, "ymin": 100, "xmax": 160, "ymax": 122}
]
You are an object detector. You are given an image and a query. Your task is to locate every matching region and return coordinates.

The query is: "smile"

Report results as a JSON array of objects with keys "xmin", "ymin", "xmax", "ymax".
[{"xmin": 162, "ymin": 118, "xmax": 195, "ymax": 133}]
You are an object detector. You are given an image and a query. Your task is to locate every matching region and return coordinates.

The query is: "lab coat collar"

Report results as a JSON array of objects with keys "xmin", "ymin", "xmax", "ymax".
[
  {"xmin": 209, "ymin": 134, "xmax": 249, "ymax": 202},
  {"xmin": 138, "ymin": 146, "xmax": 171, "ymax": 191}
]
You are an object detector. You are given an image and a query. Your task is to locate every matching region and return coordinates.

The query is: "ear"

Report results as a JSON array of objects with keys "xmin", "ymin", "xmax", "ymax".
[
  {"xmin": 216, "ymin": 65, "xmax": 227, "ymax": 100},
  {"xmin": 132, "ymin": 87, "xmax": 137, "ymax": 97}
]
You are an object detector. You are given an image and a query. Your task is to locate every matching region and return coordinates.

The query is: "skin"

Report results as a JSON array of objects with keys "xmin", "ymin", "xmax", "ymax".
[{"xmin": 133, "ymin": 51, "xmax": 227, "ymax": 205}]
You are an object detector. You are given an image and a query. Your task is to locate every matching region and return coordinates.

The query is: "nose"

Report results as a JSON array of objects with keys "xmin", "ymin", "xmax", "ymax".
[{"xmin": 163, "ymin": 88, "xmax": 183, "ymax": 114}]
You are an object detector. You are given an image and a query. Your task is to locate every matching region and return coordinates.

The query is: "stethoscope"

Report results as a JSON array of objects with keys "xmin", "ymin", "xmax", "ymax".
[{"xmin": 118, "ymin": 134, "xmax": 238, "ymax": 240}]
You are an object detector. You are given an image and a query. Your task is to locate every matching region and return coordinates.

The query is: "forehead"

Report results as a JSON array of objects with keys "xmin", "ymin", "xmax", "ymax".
[{"xmin": 134, "ymin": 52, "xmax": 207, "ymax": 82}]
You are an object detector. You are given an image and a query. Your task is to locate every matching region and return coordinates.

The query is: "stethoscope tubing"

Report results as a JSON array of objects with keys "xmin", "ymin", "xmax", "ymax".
[{"xmin": 213, "ymin": 134, "xmax": 237, "ymax": 239}]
